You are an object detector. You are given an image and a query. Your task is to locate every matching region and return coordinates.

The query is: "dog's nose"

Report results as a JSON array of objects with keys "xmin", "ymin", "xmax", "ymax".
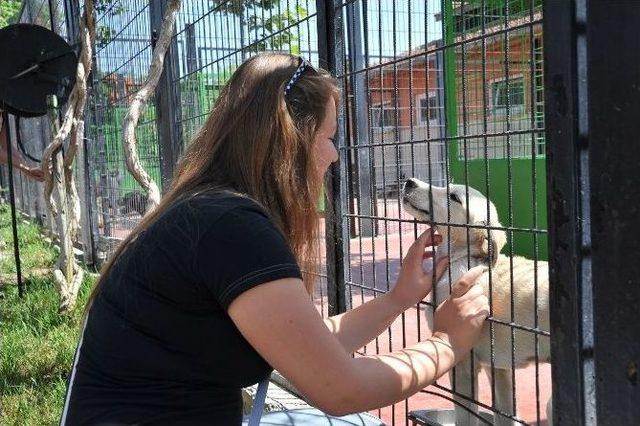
[{"xmin": 404, "ymin": 178, "xmax": 419, "ymax": 192}]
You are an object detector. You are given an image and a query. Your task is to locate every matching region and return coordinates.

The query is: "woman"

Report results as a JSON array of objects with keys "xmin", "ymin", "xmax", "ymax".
[{"xmin": 61, "ymin": 53, "xmax": 489, "ymax": 425}]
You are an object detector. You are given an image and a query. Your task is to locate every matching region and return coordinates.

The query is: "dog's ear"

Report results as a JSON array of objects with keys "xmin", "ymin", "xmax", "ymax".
[
  {"xmin": 472, "ymin": 223, "xmax": 506, "ymax": 266},
  {"xmin": 488, "ymin": 227, "xmax": 507, "ymax": 266}
]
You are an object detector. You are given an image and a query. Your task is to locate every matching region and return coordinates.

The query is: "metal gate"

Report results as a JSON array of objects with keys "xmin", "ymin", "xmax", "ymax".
[
  {"xmin": 3, "ymin": 1, "xmax": 639, "ymax": 425},
  {"xmin": 324, "ymin": 1, "xmax": 549, "ymax": 424}
]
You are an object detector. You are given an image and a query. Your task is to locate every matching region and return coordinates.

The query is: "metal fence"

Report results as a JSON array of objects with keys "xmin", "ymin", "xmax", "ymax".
[
  {"xmin": 86, "ymin": 0, "xmax": 160, "ymax": 263},
  {"xmin": 2, "ymin": 0, "xmax": 547, "ymax": 424},
  {"xmin": 5, "ymin": 0, "xmax": 639, "ymax": 425},
  {"xmin": 329, "ymin": 0, "xmax": 548, "ymax": 424}
]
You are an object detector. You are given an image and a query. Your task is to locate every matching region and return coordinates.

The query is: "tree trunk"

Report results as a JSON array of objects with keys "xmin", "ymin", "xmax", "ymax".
[
  {"xmin": 122, "ymin": 0, "xmax": 181, "ymax": 214},
  {"xmin": 39, "ymin": 0, "xmax": 95, "ymax": 313}
]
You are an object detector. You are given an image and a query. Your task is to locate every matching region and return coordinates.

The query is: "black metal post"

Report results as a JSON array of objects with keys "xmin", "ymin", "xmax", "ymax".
[
  {"xmin": 587, "ymin": 1, "xmax": 640, "ymax": 423},
  {"xmin": 0, "ymin": 158, "xmax": 5, "ymax": 196},
  {"xmin": 184, "ymin": 22, "xmax": 200, "ymax": 138},
  {"xmin": 545, "ymin": 0, "xmax": 640, "ymax": 423},
  {"xmin": 63, "ymin": 0, "xmax": 80, "ymax": 41},
  {"xmin": 345, "ymin": 0, "xmax": 374, "ymax": 238},
  {"xmin": 47, "ymin": 0, "xmax": 56, "ymax": 30},
  {"xmin": 2, "ymin": 112, "xmax": 25, "ymax": 297},
  {"xmin": 317, "ymin": 0, "xmax": 347, "ymax": 316},
  {"xmin": 149, "ymin": 0, "xmax": 183, "ymax": 193},
  {"xmin": 543, "ymin": 1, "xmax": 588, "ymax": 424},
  {"xmin": 185, "ymin": 22, "xmax": 199, "ymax": 77}
]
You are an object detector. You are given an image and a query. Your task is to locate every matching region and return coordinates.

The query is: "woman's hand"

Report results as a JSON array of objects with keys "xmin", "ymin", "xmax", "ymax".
[
  {"xmin": 388, "ymin": 228, "xmax": 449, "ymax": 312},
  {"xmin": 432, "ymin": 266, "xmax": 490, "ymax": 362}
]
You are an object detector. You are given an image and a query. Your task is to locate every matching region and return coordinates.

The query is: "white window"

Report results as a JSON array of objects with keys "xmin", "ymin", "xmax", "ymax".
[
  {"xmin": 416, "ymin": 92, "xmax": 439, "ymax": 125},
  {"xmin": 371, "ymin": 102, "xmax": 396, "ymax": 128},
  {"xmin": 491, "ymin": 76, "xmax": 525, "ymax": 116}
]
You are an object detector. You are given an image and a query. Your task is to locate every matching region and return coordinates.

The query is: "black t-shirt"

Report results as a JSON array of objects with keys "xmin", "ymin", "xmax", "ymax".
[{"xmin": 61, "ymin": 191, "xmax": 302, "ymax": 425}]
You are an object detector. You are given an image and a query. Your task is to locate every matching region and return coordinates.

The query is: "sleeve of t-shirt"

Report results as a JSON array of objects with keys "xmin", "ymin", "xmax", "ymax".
[{"xmin": 193, "ymin": 204, "xmax": 302, "ymax": 310}]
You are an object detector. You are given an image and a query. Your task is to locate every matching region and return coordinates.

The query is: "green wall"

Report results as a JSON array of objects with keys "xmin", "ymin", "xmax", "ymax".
[{"xmin": 443, "ymin": 0, "xmax": 547, "ymax": 260}]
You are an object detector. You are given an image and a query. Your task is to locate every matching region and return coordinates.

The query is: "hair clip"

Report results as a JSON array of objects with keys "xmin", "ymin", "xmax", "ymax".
[{"xmin": 284, "ymin": 57, "xmax": 315, "ymax": 96}]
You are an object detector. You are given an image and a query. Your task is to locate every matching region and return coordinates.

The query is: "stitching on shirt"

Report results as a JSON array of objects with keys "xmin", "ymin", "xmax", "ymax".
[
  {"xmin": 218, "ymin": 263, "xmax": 300, "ymax": 301},
  {"xmin": 219, "ymin": 264, "xmax": 301, "ymax": 303},
  {"xmin": 225, "ymin": 263, "xmax": 299, "ymax": 293}
]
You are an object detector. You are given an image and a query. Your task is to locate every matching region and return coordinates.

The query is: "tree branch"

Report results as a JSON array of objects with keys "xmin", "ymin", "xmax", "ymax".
[{"xmin": 122, "ymin": 0, "xmax": 181, "ymax": 213}]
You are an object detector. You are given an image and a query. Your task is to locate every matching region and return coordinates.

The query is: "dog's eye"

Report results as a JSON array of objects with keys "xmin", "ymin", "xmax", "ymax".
[{"xmin": 449, "ymin": 193, "xmax": 461, "ymax": 203}]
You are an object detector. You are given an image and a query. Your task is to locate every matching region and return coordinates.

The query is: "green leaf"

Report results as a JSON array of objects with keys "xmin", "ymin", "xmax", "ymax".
[{"xmin": 0, "ymin": 0, "xmax": 22, "ymax": 28}]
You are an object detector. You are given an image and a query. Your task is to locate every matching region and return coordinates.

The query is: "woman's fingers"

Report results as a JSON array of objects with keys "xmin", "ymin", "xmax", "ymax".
[
  {"xmin": 450, "ymin": 265, "xmax": 487, "ymax": 299},
  {"xmin": 460, "ymin": 291, "xmax": 490, "ymax": 320},
  {"xmin": 432, "ymin": 255, "xmax": 450, "ymax": 283},
  {"xmin": 411, "ymin": 229, "xmax": 442, "ymax": 255},
  {"xmin": 405, "ymin": 228, "xmax": 442, "ymax": 269},
  {"xmin": 424, "ymin": 229, "xmax": 442, "ymax": 248},
  {"xmin": 475, "ymin": 295, "xmax": 490, "ymax": 317},
  {"xmin": 393, "ymin": 228, "xmax": 446, "ymax": 310}
]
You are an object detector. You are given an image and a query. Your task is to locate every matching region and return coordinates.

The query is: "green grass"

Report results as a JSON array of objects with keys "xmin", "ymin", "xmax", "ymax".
[
  {"xmin": 0, "ymin": 206, "xmax": 56, "ymax": 275},
  {"xmin": 0, "ymin": 203, "xmax": 97, "ymax": 425}
]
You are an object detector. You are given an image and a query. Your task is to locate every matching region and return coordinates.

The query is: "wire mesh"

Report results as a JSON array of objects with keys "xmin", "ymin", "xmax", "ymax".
[
  {"xmin": 86, "ymin": 0, "xmax": 160, "ymax": 257},
  {"xmin": 2, "ymin": 1, "xmax": 552, "ymax": 424},
  {"xmin": 334, "ymin": 0, "xmax": 549, "ymax": 424}
]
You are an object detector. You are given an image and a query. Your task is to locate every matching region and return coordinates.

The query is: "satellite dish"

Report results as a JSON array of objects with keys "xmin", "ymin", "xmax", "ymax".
[{"xmin": 0, "ymin": 23, "xmax": 78, "ymax": 117}]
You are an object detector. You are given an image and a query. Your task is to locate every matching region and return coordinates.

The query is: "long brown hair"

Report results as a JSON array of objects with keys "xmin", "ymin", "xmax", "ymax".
[{"xmin": 87, "ymin": 52, "xmax": 339, "ymax": 309}]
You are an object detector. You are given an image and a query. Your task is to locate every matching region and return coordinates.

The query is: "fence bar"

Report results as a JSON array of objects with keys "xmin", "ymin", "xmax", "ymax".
[
  {"xmin": 3, "ymin": 112, "xmax": 25, "ymax": 296},
  {"xmin": 149, "ymin": 0, "xmax": 183, "ymax": 192},
  {"xmin": 543, "ymin": 0, "xmax": 593, "ymax": 425},
  {"xmin": 319, "ymin": 0, "xmax": 348, "ymax": 316},
  {"xmin": 586, "ymin": 1, "xmax": 640, "ymax": 423},
  {"xmin": 63, "ymin": 0, "xmax": 80, "ymax": 40},
  {"xmin": 345, "ymin": 0, "xmax": 374, "ymax": 238}
]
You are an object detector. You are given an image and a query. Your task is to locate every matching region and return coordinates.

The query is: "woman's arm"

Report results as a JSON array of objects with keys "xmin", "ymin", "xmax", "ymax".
[
  {"xmin": 0, "ymin": 116, "xmax": 44, "ymax": 181},
  {"xmin": 322, "ymin": 293, "xmax": 403, "ymax": 355},
  {"xmin": 323, "ymin": 230, "xmax": 449, "ymax": 354},
  {"xmin": 228, "ymin": 267, "xmax": 488, "ymax": 416}
]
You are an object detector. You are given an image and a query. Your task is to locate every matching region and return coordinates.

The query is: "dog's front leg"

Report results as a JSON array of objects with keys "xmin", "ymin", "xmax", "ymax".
[
  {"xmin": 488, "ymin": 367, "xmax": 518, "ymax": 426},
  {"xmin": 451, "ymin": 354, "xmax": 482, "ymax": 426}
]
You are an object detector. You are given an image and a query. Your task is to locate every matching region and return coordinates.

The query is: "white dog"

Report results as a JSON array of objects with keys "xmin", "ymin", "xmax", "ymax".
[{"xmin": 402, "ymin": 178, "xmax": 551, "ymax": 426}]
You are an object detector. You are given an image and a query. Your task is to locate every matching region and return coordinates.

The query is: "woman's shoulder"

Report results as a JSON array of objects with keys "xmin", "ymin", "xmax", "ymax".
[
  {"xmin": 187, "ymin": 189, "xmax": 266, "ymax": 215},
  {"xmin": 168, "ymin": 189, "xmax": 273, "ymax": 231}
]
